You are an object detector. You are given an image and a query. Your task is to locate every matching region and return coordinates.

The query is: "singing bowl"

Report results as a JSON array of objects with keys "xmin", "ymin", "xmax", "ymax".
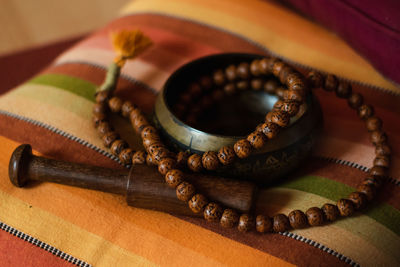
[{"xmin": 153, "ymin": 53, "xmax": 322, "ymax": 184}]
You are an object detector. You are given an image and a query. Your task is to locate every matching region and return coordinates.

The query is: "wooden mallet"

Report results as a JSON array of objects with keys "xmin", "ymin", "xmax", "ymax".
[{"xmin": 9, "ymin": 144, "xmax": 258, "ymax": 216}]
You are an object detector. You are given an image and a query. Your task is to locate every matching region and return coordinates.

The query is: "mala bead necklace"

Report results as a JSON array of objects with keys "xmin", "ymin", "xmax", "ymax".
[{"xmin": 93, "ymin": 30, "xmax": 390, "ymax": 233}]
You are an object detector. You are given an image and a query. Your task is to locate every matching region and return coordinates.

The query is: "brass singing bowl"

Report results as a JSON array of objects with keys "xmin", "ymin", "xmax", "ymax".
[{"xmin": 154, "ymin": 53, "xmax": 322, "ymax": 184}]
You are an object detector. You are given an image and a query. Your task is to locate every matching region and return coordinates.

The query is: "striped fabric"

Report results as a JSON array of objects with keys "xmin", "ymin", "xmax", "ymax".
[{"xmin": 0, "ymin": 0, "xmax": 399, "ymax": 266}]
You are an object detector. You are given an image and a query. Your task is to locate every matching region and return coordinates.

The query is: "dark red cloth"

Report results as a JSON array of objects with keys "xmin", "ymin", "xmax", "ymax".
[
  {"xmin": 281, "ymin": 0, "xmax": 400, "ymax": 85},
  {"xmin": 0, "ymin": 36, "xmax": 84, "ymax": 95}
]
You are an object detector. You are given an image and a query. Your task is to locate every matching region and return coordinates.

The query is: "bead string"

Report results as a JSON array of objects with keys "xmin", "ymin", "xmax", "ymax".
[{"xmin": 93, "ymin": 57, "xmax": 390, "ymax": 233}]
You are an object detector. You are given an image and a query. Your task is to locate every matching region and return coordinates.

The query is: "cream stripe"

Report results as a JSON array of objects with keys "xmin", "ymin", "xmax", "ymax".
[
  {"xmin": 120, "ymin": 0, "xmax": 398, "ymax": 91},
  {"xmin": 315, "ymin": 136, "xmax": 400, "ymax": 179},
  {"xmin": 259, "ymin": 187, "xmax": 400, "ymax": 266},
  {"xmin": 0, "ymin": 191, "xmax": 156, "ymax": 267},
  {"xmin": 55, "ymin": 48, "xmax": 169, "ymax": 91}
]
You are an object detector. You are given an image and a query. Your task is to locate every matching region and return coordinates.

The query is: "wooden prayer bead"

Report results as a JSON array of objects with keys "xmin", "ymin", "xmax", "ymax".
[
  {"xmin": 188, "ymin": 194, "xmax": 208, "ymax": 213},
  {"xmin": 132, "ymin": 151, "xmax": 146, "ymax": 165},
  {"xmin": 220, "ymin": 209, "xmax": 239, "ymax": 228},
  {"xmin": 165, "ymin": 169, "xmax": 184, "ymax": 188},
  {"xmin": 147, "ymin": 143, "xmax": 164, "ymax": 155},
  {"xmin": 143, "ymin": 137, "xmax": 161, "ymax": 150},
  {"xmin": 224, "ymin": 83, "xmax": 236, "ymax": 95},
  {"xmin": 141, "ymin": 126, "xmax": 157, "ymax": 139},
  {"xmin": 373, "ymin": 155, "xmax": 390, "ymax": 169},
  {"xmin": 158, "ymin": 158, "xmax": 176, "ymax": 175},
  {"xmin": 218, "ymin": 146, "xmax": 236, "ymax": 165},
  {"xmin": 238, "ymin": 214, "xmax": 254, "ymax": 232},
  {"xmin": 264, "ymin": 79, "xmax": 279, "ymax": 94},
  {"xmin": 370, "ymin": 131, "xmax": 387, "ymax": 145},
  {"xmin": 288, "ymin": 210, "xmax": 308, "ymax": 229},
  {"xmin": 97, "ymin": 122, "xmax": 112, "ymax": 136},
  {"xmin": 236, "ymin": 80, "xmax": 249, "ymax": 90},
  {"xmin": 119, "ymin": 148, "xmax": 134, "ymax": 165},
  {"xmin": 108, "ymin": 96, "xmax": 122, "ymax": 113},
  {"xmin": 176, "ymin": 151, "xmax": 190, "ymax": 168},
  {"xmin": 234, "ymin": 139, "xmax": 252, "ymax": 159},
  {"xmin": 255, "ymin": 123, "xmax": 264, "ymax": 133},
  {"xmin": 121, "ymin": 101, "xmax": 136, "ymax": 118},
  {"xmin": 247, "ymin": 132, "xmax": 267, "ymax": 149},
  {"xmin": 92, "ymin": 112, "xmax": 106, "ymax": 128},
  {"xmin": 188, "ymin": 83, "xmax": 202, "ymax": 97},
  {"xmin": 366, "ymin": 117, "xmax": 382, "ymax": 132},
  {"xmin": 250, "ymin": 60, "xmax": 261, "ymax": 76},
  {"xmin": 375, "ymin": 143, "xmax": 391, "ymax": 157},
  {"xmin": 199, "ymin": 76, "xmax": 213, "ymax": 90},
  {"xmin": 335, "ymin": 81, "xmax": 352, "ymax": 98},
  {"xmin": 255, "ymin": 215, "xmax": 272, "ymax": 233},
  {"xmin": 146, "ymin": 153, "xmax": 156, "ymax": 166},
  {"xmin": 307, "ymin": 71, "xmax": 323, "ymax": 88},
  {"xmin": 204, "ymin": 203, "xmax": 223, "ymax": 222},
  {"xmin": 202, "ymin": 151, "xmax": 219, "ymax": 170},
  {"xmin": 258, "ymin": 58, "xmax": 270, "ymax": 74},
  {"xmin": 337, "ymin": 199, "xmax": 355, "ymax": 216},
  {"xmin": 95, "ymin": 90, "xmax": 110, "ymax": 104},
  {"xmin": 348, "ymin": 93, "xmax": 363, "ymax": 109},
  {"xmin": 213, "ymin": 69, "xmax": 226, "ymax": 85},
  {"xmin": 321, "ymin": 203, "xmax": 339, "ymax": 222},
  {"xmin": 133, "ymin": 115, "xmax": 149, "ymax": 133},
  {"xmin": 358, "ymin": 104, "xmax": 374, "ymax": 120},
  {"xmin": 279, "ymin": 66, "xmax": 293, "ymax": 84},
  {"xmin": 102, "ymin": 131, "xmax": 119, "ymax": 148},
  {"xmin": 287, "ymin": 77, "xmax": 305, "ymax": 92},
  {"xmin": 266, "ymin": 58, "xmax": 279, "ymax": 73},
  {"xmin": 93, "ymin": 103, "xmax": 106, "ymax": 114},
  {"xmin": 362, "ymin": 176, "xmax": 383, "ymax": 188},
  {"xmin": 270, "ymin": 110, "xmax": 290, "ymax": 127},
  {"xmin": 305, "ymin": 207, "xmax": 324, "ymax": 226},
  {"xmin": 324, "ymin": 74, "xmax": 338, "ymax": 91},
  {"xmin": 283, "ymin": 90, "xmax": 303, "ymax": 102},
  {"xmin": 129, "ymin": 108, "xmax": 142, "ymax": 123},
  {"xmin": 369, "ymin": 166, "xmax": 387, "ymax": 178},
  {"xmin": 176, "ymin": 181, "xmax": 195, "ymax": 201},
  {"xmin": 152, "ymin": 147, "xmax": 171, "ymax": 163},
  {"xmin": 357, "ymin": 184, "xmax": 376, "ymax": 201},
  {"xmin": 251, "ymin": 78, "xmax": 264, "ymax": 91},
  {"xmin": 110, "ymin": 139, "xmax": 127, "ymax": 156},
  {"xmin": 265, "ymin": 112, "xmax": 273, "ymax": 123},
  {"xmin": 272, "ymin": 61, "xmax": 285, "ymax": 77},
  {"xmin": 273, "ymin": 100, "xmax": 285, "ymax": 110},
  {"xmin": 348, "ymin": 192, "xmax": 367, "ymax": 210},
  {"xmin": 272, "ymin": 214, "xmax": 290, "ymax": 232},
  {"xmin": 225, "ymin": 65, "xmax": 237, "ymax": 81},
  {"xmin": 187, "ymin": 154, "xmax": 203, "ymax": 172},
  {"xmin": 281, "ymin": 101, "xmax": 300, "ymax": 117},
  {"xmin": 261, "ymin": 122, "xmax": 280, "ymax": 139},
  {"xmin": 236, "ymin": 62, "xmax": 250, "ymax": 79}
]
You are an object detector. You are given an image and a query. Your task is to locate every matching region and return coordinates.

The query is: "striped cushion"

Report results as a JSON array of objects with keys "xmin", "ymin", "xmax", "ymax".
[{"xmin": 0, "ymin": 0, "xmax": 399, "ymax": 266}]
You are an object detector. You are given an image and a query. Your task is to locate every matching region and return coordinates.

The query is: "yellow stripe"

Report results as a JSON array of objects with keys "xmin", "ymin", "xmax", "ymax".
[
  {"xmin": 0, "ymin": 192, "xmax": 157, "ymax": 267},
  {"xmin": 259, "ymin": 187, "xmax": 400, "ymax": 266},
  {"xmin": 0, "ymin": 137, "xmax": 293, "ymax": 267},
  {"xmin": 121, "ymin": 0, "xmax": 398, "ymax": 92}
]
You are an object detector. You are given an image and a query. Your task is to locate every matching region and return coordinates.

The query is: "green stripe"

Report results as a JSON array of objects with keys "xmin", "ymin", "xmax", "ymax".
[
  {"xmin": 28, "ymin": 74, "xmax": 96, "ymax": 102},
  {"xmin": 279, "ymin": 175, "xmax": 400, "ymax": 235}
]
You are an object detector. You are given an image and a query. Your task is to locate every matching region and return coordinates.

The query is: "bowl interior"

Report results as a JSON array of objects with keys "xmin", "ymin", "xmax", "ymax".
[{"xmin": 163, "ymin": 53, "xmax": 276, "ymax": 136}]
